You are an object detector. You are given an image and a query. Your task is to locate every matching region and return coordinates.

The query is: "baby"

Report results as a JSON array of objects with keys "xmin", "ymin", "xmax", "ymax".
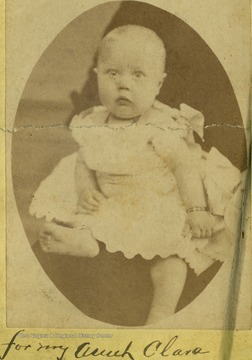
[{"xmin": 32, "ymin": 25, "xmax": 242, "ymax": 325}]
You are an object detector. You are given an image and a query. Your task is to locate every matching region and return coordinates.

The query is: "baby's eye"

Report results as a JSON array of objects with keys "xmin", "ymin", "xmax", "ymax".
[
  {"xmin": 133, "ymin": 71, "xmax": 144, "ymax": 79},
  {"xmin": 107, "ymin": 70, "xmax": 118, "ymax": 79}
]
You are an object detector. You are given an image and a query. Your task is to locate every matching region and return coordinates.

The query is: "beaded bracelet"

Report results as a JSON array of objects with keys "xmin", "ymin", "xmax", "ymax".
[{"xmin": 186, "ymin": 206, "xmax": 207, "ymax": 214}]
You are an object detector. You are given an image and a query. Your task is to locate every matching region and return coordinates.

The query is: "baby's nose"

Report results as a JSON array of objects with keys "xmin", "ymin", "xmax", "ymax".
[{"xmin": 116, "ymin": 75, "xmax": 131, "ymax": 90}]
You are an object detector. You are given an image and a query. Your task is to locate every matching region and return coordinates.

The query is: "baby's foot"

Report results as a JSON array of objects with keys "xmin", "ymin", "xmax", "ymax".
[{"xmin": 39, "ymin": 222, "xmax": 99, "ymax": 257}]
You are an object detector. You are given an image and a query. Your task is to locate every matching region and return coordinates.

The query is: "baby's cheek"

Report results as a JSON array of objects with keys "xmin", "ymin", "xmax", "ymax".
[{"xmin": 102, "ymin": 86, "xmax": 117, "ymax": 104}]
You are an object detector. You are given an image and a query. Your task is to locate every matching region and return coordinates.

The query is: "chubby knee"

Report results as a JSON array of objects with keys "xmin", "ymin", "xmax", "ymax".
[
  {"xmin": 150, "ymin": 256, "xmax": 187, "ymax": 283},
  {"xmin": 87, "ymin": 241, "xmax": 100, "ymax": 257}
]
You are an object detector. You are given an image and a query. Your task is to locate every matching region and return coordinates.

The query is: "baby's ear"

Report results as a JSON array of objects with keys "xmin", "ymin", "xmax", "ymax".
[
  {"xmin": 157, "ymin": 73, "xmax": 167, "ymax": 92},
  {"xmin": 93, "ymin": 67, "xmax": 98, "ymax": 74}
]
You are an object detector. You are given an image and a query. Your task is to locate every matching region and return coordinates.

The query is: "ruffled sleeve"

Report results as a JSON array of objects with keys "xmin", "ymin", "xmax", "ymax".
[
  {"xmin": 150, "ymin": 101, "xmax": 205, "ymax": 168},
  {"xmin": 69, "ymin": 106, "xmax": 109, "ymax": 146},
  {"xmin": 69, "ymin": 113, "xmax": 86, "ymax": 145},
  {"xmin": 152, "ymin": 100, "xmax": 205, "ymax": 142},
  {"xmin": 30, "ymin": 107, "xmax": 110, "ymax": 223},
  {"xmin": 69, "ymin": 108, "xmax": 93, "ymax": 145},
  {"xmin": 151, "ymin": 101, "xmax": 242, "ymax": 216}
]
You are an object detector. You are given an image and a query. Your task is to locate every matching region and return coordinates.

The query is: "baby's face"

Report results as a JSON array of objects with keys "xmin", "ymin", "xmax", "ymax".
[{"xmin": 95, "ymin": 38, "xmax": 166, "ymax": 119}]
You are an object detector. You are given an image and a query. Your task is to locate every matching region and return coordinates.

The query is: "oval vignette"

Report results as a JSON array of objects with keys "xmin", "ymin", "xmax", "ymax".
[{"xmin": 11, "ymin": 1, "xmax": 247, "ymax": 326}]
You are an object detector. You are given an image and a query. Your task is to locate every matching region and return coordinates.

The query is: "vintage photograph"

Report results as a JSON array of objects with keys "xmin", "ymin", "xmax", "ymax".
[{"xmin": 7, "ymin": 0, "xmax": 250, "ymax": 331}]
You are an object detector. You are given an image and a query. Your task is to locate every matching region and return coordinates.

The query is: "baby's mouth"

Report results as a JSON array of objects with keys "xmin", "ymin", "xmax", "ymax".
[{"xmin": 116, "ymin": 97, "xmax": 132, "ymax": 105}]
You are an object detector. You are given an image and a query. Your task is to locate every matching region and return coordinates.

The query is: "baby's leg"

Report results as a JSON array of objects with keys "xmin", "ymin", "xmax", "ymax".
[
  {"xmin": 146, "ymin": 256, "xmax": 187, "ymax": 325},
  {"xmin": 39, "ymin": 222, "xmax": 99, "ymax": 257}
]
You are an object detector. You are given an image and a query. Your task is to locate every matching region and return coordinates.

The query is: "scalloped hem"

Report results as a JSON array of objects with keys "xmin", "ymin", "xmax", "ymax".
[{"xmin": 96, "ymin": 238, "xmax": 229, "ymax": 275}]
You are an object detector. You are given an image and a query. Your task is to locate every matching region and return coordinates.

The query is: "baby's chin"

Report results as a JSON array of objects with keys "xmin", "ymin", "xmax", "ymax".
[{"xmin": 110, "ymin": 110, "xmax": 141, "ymax": 120}]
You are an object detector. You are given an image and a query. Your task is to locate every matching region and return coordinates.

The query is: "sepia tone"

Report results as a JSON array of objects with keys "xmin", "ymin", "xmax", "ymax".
[{"xmin": 6, "ymin": 0, "xmax": 250, "ymax": 330}]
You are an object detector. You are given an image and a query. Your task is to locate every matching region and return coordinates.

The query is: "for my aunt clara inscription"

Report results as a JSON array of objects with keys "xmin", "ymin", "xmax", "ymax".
[{"xmin": 0, "ymin": 331, "xmax": 210, "ymax": 360}]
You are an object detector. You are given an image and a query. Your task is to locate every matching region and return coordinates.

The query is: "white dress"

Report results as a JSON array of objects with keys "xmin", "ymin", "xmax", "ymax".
[{"xmin": 30, "ymin": 101, "xmax": 242, "ymax": 274}]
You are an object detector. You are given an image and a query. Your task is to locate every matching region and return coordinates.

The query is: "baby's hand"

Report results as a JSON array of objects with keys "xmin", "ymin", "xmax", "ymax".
[
  {"xmin": 77, "ymin": 189, "xmax": 106, "ymax": 214},
  {"xmin": 187, "ymin": 211, "xmax": 214, "ymax": 239}
]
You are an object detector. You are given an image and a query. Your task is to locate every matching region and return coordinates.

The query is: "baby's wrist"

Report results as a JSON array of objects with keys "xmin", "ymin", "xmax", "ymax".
[{"xmin": 186, "ymin": 206, "xmax": 207, "ymax": 214}]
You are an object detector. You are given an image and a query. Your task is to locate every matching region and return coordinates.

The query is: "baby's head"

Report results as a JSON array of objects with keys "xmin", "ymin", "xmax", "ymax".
[{"xmin": 94, "ymin": 25, "xmax": 167, "ymax": 119}]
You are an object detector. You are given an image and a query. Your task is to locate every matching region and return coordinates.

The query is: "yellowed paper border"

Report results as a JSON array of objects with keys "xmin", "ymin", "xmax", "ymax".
[
  {"xmin": 0, "ymin": 0, "xmax": 6, "ymax": 330},
  {"xmin": 1, "ymin": 1, "xmax": 251, "ymax": 359}
]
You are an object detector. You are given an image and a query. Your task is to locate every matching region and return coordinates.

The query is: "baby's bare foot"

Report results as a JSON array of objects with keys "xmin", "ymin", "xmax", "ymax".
[{"xmin": 39, "ymin": 222, "xmax": 99, "ymax": 257}]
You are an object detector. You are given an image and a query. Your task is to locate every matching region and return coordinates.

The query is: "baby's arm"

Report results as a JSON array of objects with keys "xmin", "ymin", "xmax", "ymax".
[
  {"xmin": 75, "ymin": 150, "xmax": 106, "ymax": 213},
  {"xmin": 174, "ymin": 146, "xmax": 213, "ymax": 238}
]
